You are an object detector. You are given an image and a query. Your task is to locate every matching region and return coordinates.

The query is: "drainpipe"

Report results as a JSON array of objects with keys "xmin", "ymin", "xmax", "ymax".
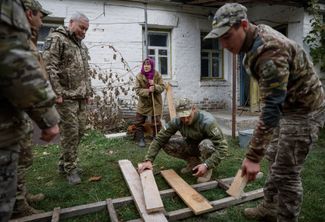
[
  {"xmin": 232, "ymin": 54, "xmax": 237, "ymax": 139},
  {"xmin": 144, "ymin": 2, "xmax": 148, "ymax": 59}
]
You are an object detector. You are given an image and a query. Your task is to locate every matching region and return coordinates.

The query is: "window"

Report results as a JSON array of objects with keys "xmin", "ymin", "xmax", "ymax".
[
  {"xmin": 146, "ymin": 30, "xmax": 170, "ymax": 76},
  {"xmin": 37, "ymin": 18, "xmax": 64, "ymax": 51},
  {"xmin": 200, "ymin": 32, "xmax": 223, "ymax": 79}
]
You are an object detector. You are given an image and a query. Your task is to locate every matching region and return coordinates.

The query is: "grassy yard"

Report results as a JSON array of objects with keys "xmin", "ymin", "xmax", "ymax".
[{"xmin": 25, "ymin": 129, "xmax": 325, "ymax": 221}]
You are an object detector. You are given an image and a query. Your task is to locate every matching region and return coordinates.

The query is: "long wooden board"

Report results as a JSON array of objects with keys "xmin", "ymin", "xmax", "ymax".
[
  {"xmin": 166, "ymin": 83, "xmax": 176, "ymax": 120},
  {"xmin": 139, "ymin": 167, "xmax": 164, "ymax": 213},
  {"xmin": 10, "ymin": 177, "xmax": 263, "ymax": 222},
  {"xmin": 160, "ymin": 169, "xmax": 213, "ymax": 215},
  {"xmin": 118, "ymin": 160, "xmax": 167, "ymax": 222}
]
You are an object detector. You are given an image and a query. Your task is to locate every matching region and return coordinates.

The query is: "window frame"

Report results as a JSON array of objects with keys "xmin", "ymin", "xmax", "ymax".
[
  {"xmin": 200, "ymin": 32, "xmax": 224, "ymax": 80},
  {"xmin": 145, "ymin": 29, "xmax": 171, "ymax": 78}
]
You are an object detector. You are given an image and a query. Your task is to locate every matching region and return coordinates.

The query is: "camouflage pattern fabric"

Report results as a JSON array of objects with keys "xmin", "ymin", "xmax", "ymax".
[
  {"xmin": 0, "ymin": 0, "xmax": 31, "ymax": 35},
  {"xmin": 0, "ymin": 145, "xmax": 19, "ymax": 222},
  {"xmin": 263, "ymin": 105, "xmax": 325, "ymax": 221},
  {"xmin": 163, "ymin": 137, "xmax": 218, "ymax": 165},
  {"xmin": 0, "ymin": 0, "xmax": 59, "ymax": 219},
  {"xmin": 145, "ymin": 110, "xmax": 228, "ymax": 169},
  {"xmin": 43, "ymin": 26, "xmax": 92, "ymax": 100},
  {"xmin": 16, "ymin": 118, "xmax": 33, "ymax": 203},
  {"xmin": 57, "ymin": 100, "xmax": 87, "ymax": 173},
  {"xmin": 239, "ymin": 23, "xmax": 325, "ymax": 222},
  {"xmin": 134, "ymin": 71, "xmax": 165, "ymax": 116},
  {"xmin": 204, "ymin": 3, "xmax": 247, "ymax": 39},
  {"xmin": 43, "ymin": 26, "xmax": 91, "ymax": 174},
  {"xmin": 241, "ymin": 24, "xmax": 325, "ymax": 163}
]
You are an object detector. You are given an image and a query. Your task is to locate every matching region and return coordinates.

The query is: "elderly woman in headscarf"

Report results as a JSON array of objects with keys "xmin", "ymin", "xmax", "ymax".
[{"xmin": 134, "ymin": 58, "xmax": 165, "ymax": 147}]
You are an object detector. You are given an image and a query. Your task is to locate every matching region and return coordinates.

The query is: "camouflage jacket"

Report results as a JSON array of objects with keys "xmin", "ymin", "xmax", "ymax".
[
  {"xmin": 0, "ymin": 0, "xmax": 59, "ymax": 148},
  {"xmin": 43, "ymin": 26, "xmax": 92, "ymax": 99},
  {"xmin": 134, "ymin": 71, "xmax": 165, "ymax": 116},
  {"xmin": 144, "ymin": 110, "xmax": 228, "ymax": 169},
  {"xmin": 242, "ymin": 24, "xmax": 325, "ymax": 163},
  {"xmin": 0, "ymin": 0, "xmax": 31, "ymax": 35}
]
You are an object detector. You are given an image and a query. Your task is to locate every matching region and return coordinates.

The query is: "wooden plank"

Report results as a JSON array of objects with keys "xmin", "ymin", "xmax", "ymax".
[
  {"xmin": 106, "ymin": 198, "xmax": 118, "ymax": 222},
  {"xmin": 105, "ymin": 132, "xmax": 127, "ymax": 139},
  {"xmin": 226, "ymin": 169, "xmax": 247, "ymax": 198},
  {"xmin": 8, "ymin": 178, "xmax": 236, "ymax": 222},
  {"xmin": 226, "ymin": 170, "xmax": 264, "ymax": 198},
  {"xmin": 139, "ymin": 167, "xmax": 164, "ymax": 213},
  {"xmin": 118, "ymin": 160, "xmax": 168, "ymax": 222},
  {"xmin": 51, "ymin": 207, "xmax": 60, "ymax": 222},
  {"xmin": 160, "ymin": 169, "xmax": 213, "ymax": 215},
  {"xmin": 167, "ymin": 188, "xmax": 264, "ymax": 221},
  {"xmin": 166, "ymin": 83, "xmax": 176, "ymax": 120}
]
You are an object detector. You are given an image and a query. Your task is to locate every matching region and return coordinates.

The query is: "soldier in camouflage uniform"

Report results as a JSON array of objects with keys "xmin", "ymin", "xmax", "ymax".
[
  {"xmin": 43, "ymin": 12, "xmax": 92, "ymax": 185},
  {"xmin": 205, "ymin": 3, "xmax": 325, "ymax": 222},
  {"xmin": 12, "ymin": 0, "xmax": 53, "ymax": 217},
  {"xmin": 138, "ymin": 98, "xmax": 228, "ymax": 183},
  {"xmin": 0, "ymin": 0, "xmax": 60, "ymax": 221}
]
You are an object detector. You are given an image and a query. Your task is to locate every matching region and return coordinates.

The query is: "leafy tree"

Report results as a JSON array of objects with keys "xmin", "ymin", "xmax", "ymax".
[{"xmin": 304, "ymin": 0, "xmax": 325, "ymax": 71}]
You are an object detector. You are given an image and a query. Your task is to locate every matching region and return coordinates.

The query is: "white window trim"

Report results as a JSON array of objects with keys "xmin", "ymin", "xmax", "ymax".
[{"xmin": 144, "ymin": 30, "xmax": 171, "ymax": 79}]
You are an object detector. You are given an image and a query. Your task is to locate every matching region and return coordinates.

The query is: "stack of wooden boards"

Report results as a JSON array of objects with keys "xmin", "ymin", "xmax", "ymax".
[
  {"xmin": 119, "ymin": 160, "xmax": 264, "ymax": 221},
  {"xmin": 119, "ymin": 160, "xmax": 214, "ymax": 221}
]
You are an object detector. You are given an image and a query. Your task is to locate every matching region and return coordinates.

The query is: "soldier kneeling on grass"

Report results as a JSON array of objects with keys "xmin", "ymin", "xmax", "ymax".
[{"xmin": 138, "ymin": 98, "xmax": 228, "ymax": 183}]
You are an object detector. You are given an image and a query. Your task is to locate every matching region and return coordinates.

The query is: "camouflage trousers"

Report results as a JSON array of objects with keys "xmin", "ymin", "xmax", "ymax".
[
  {"xmin": 16, "ymin": 118, "xmax": 33, "ymax": 203},
  {"xmin": 0, "ymin": 144, "xmax": 19, "ymax": 222},
  {"xmin": 58, "ymin": 99, "xmax": 87, "ymax": 174},
  {"xmin": 162, "ymin": 136, "xmax": 217, "ymax": 166},
  {"xmin": 264, "ymin": 106, "xmax": 325, "ymax": 222}
]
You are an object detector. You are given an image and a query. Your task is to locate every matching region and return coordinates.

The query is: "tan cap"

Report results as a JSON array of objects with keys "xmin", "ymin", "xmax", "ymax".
[
  {"xmin": 22, "ymin": 0, "xmax": 51, "ymax": 16},
  {"xmin": 175, "ymin": 98, "xmax": 193, "ymax": 118},
  {"xmin": 204, "ymin": 3, "xmax": 247, "ymax": 40}
]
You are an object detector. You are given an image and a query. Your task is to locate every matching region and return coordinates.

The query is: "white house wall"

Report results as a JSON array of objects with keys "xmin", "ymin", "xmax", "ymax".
[{"xmin": 39, "ymin": 0, "xmax": 312, "ymax": 111}]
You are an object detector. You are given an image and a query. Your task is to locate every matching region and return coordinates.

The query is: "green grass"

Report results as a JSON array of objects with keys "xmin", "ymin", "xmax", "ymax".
[{"xmin": 26, "ymin": 129, "xmax": 325, "ymax": 221}]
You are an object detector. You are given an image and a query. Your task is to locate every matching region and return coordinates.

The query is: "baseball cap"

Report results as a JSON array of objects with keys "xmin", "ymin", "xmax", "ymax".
[
  {"xmin": 175, "ymin": 98, "xmax": 193, "ymax": 118},
  {"xmin": 204, "ymin": 3, "xmax": 247, "ymax": 40},
  {"xmin": 22, "ymin": 0, "xmax": 51, "ymax": 16}
]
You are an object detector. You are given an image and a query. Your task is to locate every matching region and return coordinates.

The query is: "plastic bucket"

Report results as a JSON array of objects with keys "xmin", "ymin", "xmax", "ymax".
[{"xmin": 238, "ymin": 129, "xmax": 254, "ymax": 148}]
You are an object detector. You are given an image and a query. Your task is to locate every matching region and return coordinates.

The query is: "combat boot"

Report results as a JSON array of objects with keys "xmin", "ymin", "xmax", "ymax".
[
  {"xmin": 197, "ymin": 169, "xmax": 213, "ymax": 183},
  {"xmin": 181, "ymin": 157, "xmax": 201, "ymax": 174},
  {"xmin": 67, "ymin": 169, "xmax": 81, "ymax": 185},
  {"xmin": 58, "ymin": 164, "xmax": 65, "ymax": 175},
  {"xmin": 244, "ymin": 201, "xmax": 277, "ymax": 222},
  {"xmin": 26, "ymin": 193, "xmax": 45, "ymax": 203},
  {"xmin": 12, "ymin": 199, "xmax": 44, "ymax": 218}
]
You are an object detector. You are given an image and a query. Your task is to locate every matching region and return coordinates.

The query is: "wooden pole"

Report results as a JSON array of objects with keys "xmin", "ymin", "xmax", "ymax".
[{"xmin": 232, "ymin": 54, "xmax": 237, "ymax": 139}]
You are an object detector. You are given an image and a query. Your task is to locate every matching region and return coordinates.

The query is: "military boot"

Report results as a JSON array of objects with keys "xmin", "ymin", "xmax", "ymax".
[
  {"xmin": 12, "ymin": 199, "xmax": 44, "ymax": 218},
  {"xmin": 26, "ymin": 193, "xmax": 45, "ymax": 203},
  {"xmin": 197, "ymin": 169, "xmax": 213, "ymax": 183},
  {"xmin": 244, "ymin": 201, "xmax": 277, "ymax": 222},
  {"xmin": 181, "ymin": 157, "xmax": 201, "ymax": 174},
  {"xmin": 67, "ymin": 169, "xmax": 81, "ymax": 185}
]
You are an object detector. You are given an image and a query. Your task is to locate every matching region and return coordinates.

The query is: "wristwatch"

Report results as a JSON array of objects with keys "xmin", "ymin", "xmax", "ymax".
[{"xmin": 203, "ymin": 163, "xmax": 209, "ymax": 169}]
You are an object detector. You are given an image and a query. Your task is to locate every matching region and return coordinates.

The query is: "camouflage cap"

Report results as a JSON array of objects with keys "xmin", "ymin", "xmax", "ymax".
[
  {"xmin": 175, "ymin": 98, "xmax": 193, "ymax": 118},
  {"xmin": 22, "ymin": 0, "xmax": 51, "ymax": 16},
  {"xmin": 204, "ymin": 3, "xmax": 247, "ymax": 39}
]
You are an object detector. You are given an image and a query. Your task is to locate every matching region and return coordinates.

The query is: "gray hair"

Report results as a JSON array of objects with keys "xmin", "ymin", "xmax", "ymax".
[{"xmin": 70, "ymin": 12, "xmax": 89, "ymax": 22}]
